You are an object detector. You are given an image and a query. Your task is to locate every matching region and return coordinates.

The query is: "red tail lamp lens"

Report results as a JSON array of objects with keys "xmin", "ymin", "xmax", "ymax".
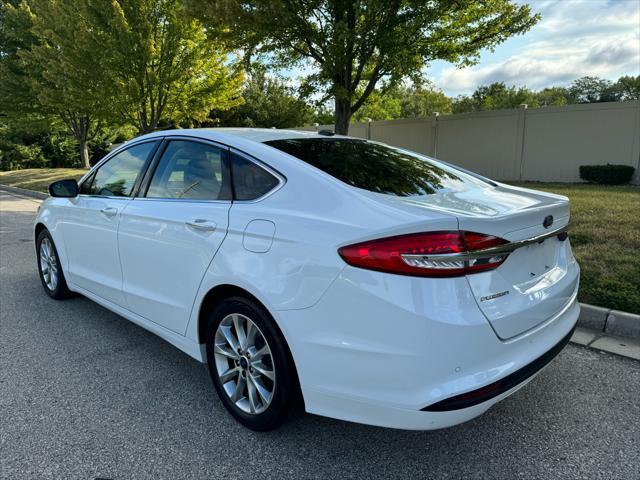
[{"xmin": 338, "ymin": 231, "xmax": 509, "ymax": 277}]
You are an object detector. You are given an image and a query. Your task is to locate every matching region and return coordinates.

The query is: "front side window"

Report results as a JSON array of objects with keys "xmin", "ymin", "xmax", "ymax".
[
  {"xmin": 264, "ymin": 138, "xmax": 486, "ymax": 197},
  {"xmin": 79, "ymin": 172, "xmax": 95, "ymax": 195},
  {"xmin": 88, "ymin": 142, "xmax": 156, "ymax": 197},
  {"xmin": 231, "ymin": 152, "xmax": 280, "ymax": 201},
  {"xmin": 146, "ymin": 140, "xmax": 230, "ymax": 200}
]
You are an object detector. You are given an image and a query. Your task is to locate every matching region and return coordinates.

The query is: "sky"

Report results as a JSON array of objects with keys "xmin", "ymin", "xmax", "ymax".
[
  {"xmin": 279, "ymin": 0, "xmax": 640, "ymax": 97},
  {"xmin": 427, "ymin": 0, "xmax": 640, "ymax": 96}
]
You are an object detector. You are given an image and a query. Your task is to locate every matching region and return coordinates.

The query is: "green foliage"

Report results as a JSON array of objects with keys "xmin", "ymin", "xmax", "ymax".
[
  {"xmin": 190, "ymin": 0, "xmax": 540, "ymax": 133},
  {"xmin": 1, "ymin": 0, "xmax": 118, "ymax": 167},
  {"xmin": 312, "ymin": 105, "xmax": 335, "ymax": 125},
  {"xmin": 534, "ymin": 87, "xmax": 571, "ymax": 107},
  {"xmin": 567, "ymin": 76, "xmax": 628, "ymax": 103},
  {"xmin": 0, "ymin": 140, "xmax": 46, "ymax": 170},
  {"xmin": 450, "ymin": 75, "xmax": 638, "ymax": 114},
  {"xmin": 210, "ymin": 67, "xmax": 313, "ymax": 128},
  {"xmin": 452, "ymin": 82, "xmax": 539, "ymax": 113},
  {"xmin": 354, "ymin": 81, "xmax": 452, "ymax": 121},
  {"xmin": 1, "ymin": 0, "xmax": 244, "ymax": 169},
  {"xmin": 353, "ymin": 88, "xmax": 402, "ymax": 121},
  {"xmin": 610, "ymin": 75, "xmax": 640, "ymax": 101},
  {"xmin": 0, "ymin": 119, "xmax": 121, "ymax": 170},
  {"xmin": 81, "ymin": 0, "xmax": 244, "ymax": 134},
  {"xmin": 569, "ymin": 77, "xmax": 617, "ymax": 103},
  {"xmin": 579, "ymin": 164, "xmax": 635, "ymax": 185},
  {"xmin": 398, "ymin": 83, "xmax": 452, "ymax": 118},
  {"xmin": 0, "ymin": 1, "xmax": 39, "ymax": 115}
]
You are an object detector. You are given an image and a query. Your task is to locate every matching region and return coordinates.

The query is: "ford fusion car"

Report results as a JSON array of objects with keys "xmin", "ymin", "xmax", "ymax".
[{"xmin": 35, "ymin": 128, "xmax": 580, "ymax": 431}]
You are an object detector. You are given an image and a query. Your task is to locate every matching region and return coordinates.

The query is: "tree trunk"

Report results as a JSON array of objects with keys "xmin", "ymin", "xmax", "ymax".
[
  {"xmin": 80, "ymin": 140, "xmax": 90, "ymax": 169},
  {"xmin": 334, "ymin": 97, "xmax": 352, "ymax": 135}
]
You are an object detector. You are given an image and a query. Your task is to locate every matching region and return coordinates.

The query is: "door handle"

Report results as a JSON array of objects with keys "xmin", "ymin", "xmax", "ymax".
[
  {"xmin": 186, "ymin": 219, "xmax": 217, "ymax": 232},
  {"xmin": 100, "ymin": 207, "xmax": 118, "ymax": 217}
]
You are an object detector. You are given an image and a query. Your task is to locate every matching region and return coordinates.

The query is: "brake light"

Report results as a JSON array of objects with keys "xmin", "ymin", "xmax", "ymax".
[{"xmin": 338, "ymin": 231, "xmax": 509, "ymax": 278}]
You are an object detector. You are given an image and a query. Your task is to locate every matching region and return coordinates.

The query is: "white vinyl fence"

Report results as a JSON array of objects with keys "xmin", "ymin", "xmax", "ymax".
[{"xmin": 298, "ymin": 100, "xmax": 640, "ymax": 184}]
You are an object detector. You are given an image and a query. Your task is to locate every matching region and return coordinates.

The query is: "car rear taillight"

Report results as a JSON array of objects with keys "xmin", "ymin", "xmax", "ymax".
[{"xmin": 338, "ymin": 231, "xmax": 509, "ymax": 278}]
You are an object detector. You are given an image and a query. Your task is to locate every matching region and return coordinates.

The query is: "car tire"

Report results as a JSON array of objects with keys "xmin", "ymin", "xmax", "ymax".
[
  {"xmin": 206, "ymin": 296, "xmax": 301, "ymax": 431},
  {"xmin": 36, "ymin": 229, "xmax": 73, "ymax": 300}
]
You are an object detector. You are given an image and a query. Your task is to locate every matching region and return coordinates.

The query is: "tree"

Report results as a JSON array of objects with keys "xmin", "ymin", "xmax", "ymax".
[
  {"xmin": 82, "ymin": 0, "xmax": 244, "ymax": 134},
  {"xmin": 569, "ymin": 76, "xmax": 617, "ymax": 103},
  {"xmin": 352, "ymin": 86, "xmax": 402, "ymax": 121},
  {"xmin": 610, "ymin": 75, "xmax": 640, "ymax": 101},
  {"xmin": 452, "ymin": 82, "xmax": 538, "ymax": 113},
  {"xmin": 210, "ymin": 67, "xmax": 314, "ymax": 128},
  {"xmin": 189, "ymin": 0, "xmax": 539, "ymax": 134},
  {"xmin": 535, "ymin": 87, "xmax": 571, "ymax": 107},
  {"xmin": 0, "ymin": 0, "xmax": 38, "ymax": 118},
  {"xmin": 398, "ymin": 82, "xmax": 452, "ymax": 118},
  {"xmin": 353, "ymin": 81, "xmax": 451, "ymax": 121},
  {"xmin": 1, "ymin": 0, "xmax": 116, "ymax": 168},
  {"xmin": 451, "ymin": 95, "xmax": 477, "ymax": 114}
]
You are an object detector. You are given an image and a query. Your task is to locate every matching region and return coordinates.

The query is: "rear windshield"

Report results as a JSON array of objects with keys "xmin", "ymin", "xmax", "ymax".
[{"xmin": 264, "ymin": 138, "xmax": 482, "ymax": 196}]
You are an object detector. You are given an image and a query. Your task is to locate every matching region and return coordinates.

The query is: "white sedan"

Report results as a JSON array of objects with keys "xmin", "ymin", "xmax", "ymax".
[{"xmin": 35, "ymin": 128, "xmax": 580, "ymax": 431}]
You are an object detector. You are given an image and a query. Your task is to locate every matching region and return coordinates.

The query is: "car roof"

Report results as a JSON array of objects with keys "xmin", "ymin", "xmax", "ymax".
[{"xmin": 133, "ymin": 127, "xmax": 348, "ymax": 145}]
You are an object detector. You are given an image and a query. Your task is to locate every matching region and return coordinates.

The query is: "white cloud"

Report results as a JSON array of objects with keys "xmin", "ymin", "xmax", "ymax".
[{"xmin": 432, "ymin": 0, "xmax": 640, "ymax": 95}]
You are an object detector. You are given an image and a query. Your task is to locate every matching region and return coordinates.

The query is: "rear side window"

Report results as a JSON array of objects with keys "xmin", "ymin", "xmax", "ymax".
[
  {"xmin": 87, "ymin": 142, "xmax": 156, "ymax": 197},
  {"xmin": 231, "ymin": 152, "xmax": 280, "ymax": 201},
  {"xmin": 264, "ymin": 138, "xmax": 479, "ymax": 196},
  {"xmin": 146, "ymin": 140, "xmax": 231, "ymax": 200}
]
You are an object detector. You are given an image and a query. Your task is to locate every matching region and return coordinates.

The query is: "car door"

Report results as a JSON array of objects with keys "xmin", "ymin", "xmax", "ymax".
[
  {"xmin": 117, "ymin": 138, "xmax": 232, "ymax": 334},
  {"xmin": 62, "ymin": 141, "xmax": 158, "ymax": 306}
]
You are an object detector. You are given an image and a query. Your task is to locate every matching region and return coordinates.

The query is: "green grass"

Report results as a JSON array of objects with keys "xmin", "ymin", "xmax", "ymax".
[
  {"xmin": 0, "ymin": 168, "xmax": 87, "ymax": 193},
  {"xmin": 1, "ymin": 169, "xmax": 638, "ymax": 313},
  {"xmin": 510, "ymin": 183, "xmax": 639, "ymax": 314}
]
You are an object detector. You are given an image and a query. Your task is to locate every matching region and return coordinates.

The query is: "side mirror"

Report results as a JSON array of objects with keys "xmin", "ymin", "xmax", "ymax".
[{"xmin": 49, "ymin": 179, "xmax": 79, "ymax": 198}]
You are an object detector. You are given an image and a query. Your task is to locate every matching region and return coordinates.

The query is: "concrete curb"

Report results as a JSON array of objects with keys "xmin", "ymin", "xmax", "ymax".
[
  {"xmin": 2, "ymin": 183, "xmax": 639, "ymax": 340},
  {"xmin": 578, "ymin": 304, "xmax": 640, "ymax": 340},
  {"xmin": 606, "ymin": 310, "xmax": 640, "ymax": 339},
  {"xmin": 0, "ymin": 184, "xmax": 49, "ymax": 200},
  {"xmin": 570, "ymin": 327, "xmax": 640, "ymax": 360}
]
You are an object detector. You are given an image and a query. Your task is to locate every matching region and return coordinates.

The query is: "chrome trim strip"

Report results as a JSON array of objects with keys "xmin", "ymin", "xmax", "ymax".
[
  {"xmin": 401, "ymin": 223, "xmax": 570, "ymax": 262},
  {"xmin": 131, "ymin": 197, "xmax": 231, "ymax": 204},
  {"xmin": 77, "ymin": 194, "xmax": 132, "ymax": 201}
]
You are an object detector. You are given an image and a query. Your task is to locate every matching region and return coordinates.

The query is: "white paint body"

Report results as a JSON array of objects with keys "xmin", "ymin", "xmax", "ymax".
[{"xmin": 35, "ymin": 128, "xmax": 580, "ymax": 430}]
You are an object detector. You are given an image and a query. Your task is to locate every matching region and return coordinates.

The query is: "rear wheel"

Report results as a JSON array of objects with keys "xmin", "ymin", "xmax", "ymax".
[
  {"xmin": 206, "ymin": 296, "xmax": 300, "ymax": 431},
  {"xmin": 36, "ymin": 229, "xmax": 72, "ymax": 300}
]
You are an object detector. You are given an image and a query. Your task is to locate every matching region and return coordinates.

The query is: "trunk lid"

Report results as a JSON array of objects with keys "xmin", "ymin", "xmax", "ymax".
[
  {"xmin": 455, "ymin": 185, "xmax": 578, "ymax": 339},
  {"xmin": 368, "ymin": 183, "xmax": 580, "ymax": 339}
]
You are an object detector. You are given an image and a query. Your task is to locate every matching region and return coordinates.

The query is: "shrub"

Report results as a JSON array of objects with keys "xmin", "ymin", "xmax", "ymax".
[
  {"xmin": 0, "ymin": 141, "xmax": 48, "ymax": 171},
  {"xmin": 579, "ymin": 164, "xmax": 635, "ymax": 185}
]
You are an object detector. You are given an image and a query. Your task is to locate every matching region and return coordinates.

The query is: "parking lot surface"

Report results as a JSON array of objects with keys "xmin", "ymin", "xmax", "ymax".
[{"xmin": 1, "ymin": 192, "xmax": 639, "ymax": 480}]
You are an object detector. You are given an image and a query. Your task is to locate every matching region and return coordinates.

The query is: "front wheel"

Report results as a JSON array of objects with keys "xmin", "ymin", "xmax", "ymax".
[
  {"xmin": 206, "ymin": 296, "xmax": 301, "ymax": 431},
  {"xmin": 36, "ymin": 229, "xmax": 72, "ymax": 299}
]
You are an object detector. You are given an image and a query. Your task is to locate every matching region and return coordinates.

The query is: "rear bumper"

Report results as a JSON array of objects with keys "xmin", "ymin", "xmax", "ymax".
[
  {"xmin": 422, "ymin": 324, "xmax": 575, "ymax": 412},
  {"xmin": 275, "ymin": 266, "xmax": 579, "ymax": 430}
]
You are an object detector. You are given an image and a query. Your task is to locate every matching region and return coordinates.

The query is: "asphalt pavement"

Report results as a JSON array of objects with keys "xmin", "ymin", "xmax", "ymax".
[{"xmin": 1, "ymin": 191, "xmax": 639, "ymax": 480}]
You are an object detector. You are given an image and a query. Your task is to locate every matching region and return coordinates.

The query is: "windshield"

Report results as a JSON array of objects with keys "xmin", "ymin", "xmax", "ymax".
[{"xmin": 264, "ymin": 138, "xmax": 486, "ymax": 197}]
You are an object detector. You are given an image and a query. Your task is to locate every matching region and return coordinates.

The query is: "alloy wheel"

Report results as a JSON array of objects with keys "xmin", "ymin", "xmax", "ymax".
[
  {"xmin": 214, "ymin": 313, "xmax": 276, "ymax": 414},
  {"xmin": 39, "ymin": 237, "xmax": 58, "ymax": 291}
]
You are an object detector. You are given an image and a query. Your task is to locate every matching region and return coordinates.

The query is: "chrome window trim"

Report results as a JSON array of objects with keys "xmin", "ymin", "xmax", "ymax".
[
  {"xmin": 400, "ymin": 223, "xmax": 570, "ymax": 263},
  {"xmin": 76, "ymin": 195, "xmax": 132, "ymax": 201},
  {"xmin": 229, "ymin": 148, "xmax": 286, "ymax": 204},
  {"xmin": 132, "ymin": 197, "xmax": 231, "ymax": 204},
  {"xmin": 78, "ymin": 133, "xmax": 286, "ymax": 203}
]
